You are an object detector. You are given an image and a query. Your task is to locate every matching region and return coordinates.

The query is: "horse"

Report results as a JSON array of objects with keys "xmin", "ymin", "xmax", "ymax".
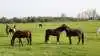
[
  {"xmin": 39, "ymin": 23, "xmax": 43, "ymax": 28},
  {"xmin": 11, "ymin": 30, "xmax": 32, "ymax": 46},
  {"xmin": 45, "ymin": 24, "xmax": 67, "ymax": 44},
  {"xmin": 65, "ymin": 25, "xmax": 84, "ymax": 45}
]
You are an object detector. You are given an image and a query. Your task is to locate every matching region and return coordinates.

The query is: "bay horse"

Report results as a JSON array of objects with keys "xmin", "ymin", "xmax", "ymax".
[
  {"xmin": 65, "ymin": 26, "xmax": 84, "ymax": 45},
  {"xmin": 11, "ymin": 30, "xmax": 32, "ymax": 46},
  {"xmin": 45, "ymin": 24, "xmax": 67, "ymax": 44}
]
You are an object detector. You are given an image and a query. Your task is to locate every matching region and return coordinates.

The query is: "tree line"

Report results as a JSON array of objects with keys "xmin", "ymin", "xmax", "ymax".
[
  {"xmin": 0, "ymin": 16, "xmax": 76, "ymax": 23},
  {"xmin": 0, "ymin": 16, "xmax": 100, "ymax": 23}
]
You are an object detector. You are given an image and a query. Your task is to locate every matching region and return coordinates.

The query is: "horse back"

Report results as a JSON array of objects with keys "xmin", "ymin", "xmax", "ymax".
[
  {"xmin": 46, "ymin": 29, "xmax": 60, "ymax": 36},
  {"xmin": 14, "ymin": 30, "xmax": 31, "ymax": 38},
  {"xmin": 67, "ymin": 29, "xmax": 83, "ymax": 36}
]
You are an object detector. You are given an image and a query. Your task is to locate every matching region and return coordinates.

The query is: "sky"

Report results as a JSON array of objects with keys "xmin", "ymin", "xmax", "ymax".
[{"xmin": 0, "ymin": 0, "xmax": 99, "ymax": 18}]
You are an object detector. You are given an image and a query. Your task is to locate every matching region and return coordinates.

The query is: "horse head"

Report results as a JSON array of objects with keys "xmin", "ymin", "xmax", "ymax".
[
  {"xmin": 60, "ymin": 24, "xmax": 70, "ymax": 30},
  {"xmin": 61, "ymin": 24, "xmax": 71, "ymax": 36}
]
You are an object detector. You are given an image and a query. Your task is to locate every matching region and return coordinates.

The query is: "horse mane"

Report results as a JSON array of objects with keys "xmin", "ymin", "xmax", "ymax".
[{"xmin": 55, "ymin": 24, "xmax": 65, "ymax": 29}]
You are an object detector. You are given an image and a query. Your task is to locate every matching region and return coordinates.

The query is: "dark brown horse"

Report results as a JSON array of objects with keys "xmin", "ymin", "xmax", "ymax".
[
  {"xmin": 11, "ymin": 30, "xmax": 32, "ymax": 46},
  {"xmin": 39, "ymin": 23, "xmax": 43, "ymax": 28},
  {"xmin": 45, "ymin": 24, "xmax": 67, "ymax": 44},
  {"xmin": 65, "ymin": 26, "xmax": 84, "ymax": 45}
]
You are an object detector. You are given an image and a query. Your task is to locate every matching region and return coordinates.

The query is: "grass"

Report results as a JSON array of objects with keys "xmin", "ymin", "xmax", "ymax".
[{"xmin": 0, "ymin": 21, "xmax": 100, "ymax": 56}]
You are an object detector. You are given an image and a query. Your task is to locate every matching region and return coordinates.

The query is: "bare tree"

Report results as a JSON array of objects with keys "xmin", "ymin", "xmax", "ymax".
[
  {"xmin": 77, "ymin": 9, "xmax": 99, "ymax": 20},
  {"xmin": 61, "ymin": 13, "xmax": 66, "ymax": 17}
]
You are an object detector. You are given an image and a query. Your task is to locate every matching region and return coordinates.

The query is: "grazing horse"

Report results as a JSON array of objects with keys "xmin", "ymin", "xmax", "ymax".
[
  {"xmin": 11, "ymin": 30, "xmax": 32, "ymax": 46},
  {"xmin": 45, "ymin": 24, "xmax": 67, "ymax": 44},
  {"xmin": 39, "ymin": 23, "xmax": 43, "ymax": 28},
  {"xmin": 65, "ymin": 26, "xmax": 84, "ymax": 45}
]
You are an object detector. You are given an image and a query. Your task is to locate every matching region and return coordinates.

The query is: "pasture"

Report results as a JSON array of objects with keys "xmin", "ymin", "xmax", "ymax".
[{"xmin": 0, "ymin": 21, "xmax": 100, "ymax": 56}]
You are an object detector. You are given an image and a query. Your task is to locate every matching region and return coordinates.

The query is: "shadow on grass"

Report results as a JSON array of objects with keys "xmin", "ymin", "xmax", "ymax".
[
  {"xmin": 32, "ymin": 42, "xmax": 86, "ymax": 46},
  {"xmin": 0, "ymin": 35, "xmax": 8, "ymax": 37},
  {"xmin": 0, "ymin": 44, "xmax": 11, "ymax": 48},
  {"xmin": 33, "ymin": 42, "xmax": 69, "ymax": 45},
  {"xmin": 0, "ymin": 34, "xmax": 8, "ymax": 37},
  {"xmin": 0, "ymin": 42, "xmax": 86, "ymax": 48},
  {"xmin": 0, "ymin": 44, "xmax": 10, "ymax": 46}
]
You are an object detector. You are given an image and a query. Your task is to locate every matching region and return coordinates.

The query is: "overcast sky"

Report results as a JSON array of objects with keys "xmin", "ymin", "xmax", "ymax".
[{"xmin": 0, "ymin": 0, "xmax": 99, "ymax": 18}]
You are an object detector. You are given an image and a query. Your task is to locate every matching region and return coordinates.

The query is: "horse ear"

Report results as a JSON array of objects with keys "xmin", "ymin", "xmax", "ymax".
[{"xmin": 61, "ymin": 24, "xmax": 66, "ymax": 27}]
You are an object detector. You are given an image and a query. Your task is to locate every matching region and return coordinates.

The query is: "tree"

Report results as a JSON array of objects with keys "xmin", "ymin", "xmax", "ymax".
[
  {"xmin": 0, "ymin": 17, "xmax": 7, "ymax": 23},
  {"xmin": 60, "ymin": 13, "xmax": 67, "ymax": 21},
  {"xmin": 77, "ymin": 9, "xmax": 99, "ymax": 20},
  {"xmin": 12, "ymin": 17, "xmax": 21, "ymax": 23}
]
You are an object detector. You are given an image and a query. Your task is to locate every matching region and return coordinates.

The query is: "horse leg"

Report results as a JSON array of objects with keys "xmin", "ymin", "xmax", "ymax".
[
  {"xmin": 29, "ymin": 36, "xmax": 32, "ymax": 45},
  {"xmin": 26, "ymin": 38, "xmax": 29, "ymax": 45},
  {"xmin": 81, "ymin": 33, "xmax": 84, "ymax": 45},
  {"xmin": 68, "ymin": 36, "xmax": 72, "ymax": 44},
  {"xmin": 10, "ymin": 32, "xmax": 12, "ymax": 36},
  {"xmin": 9, "ymin": 32, "xmax": 12, "ymax": 39},
  {"xmin": 45, "ymin": 35, "xmax": 49, "ymax": 43},
  {"xmin": 57, "ymin": 35, "xmax": 60, "ymax": 44},
  {"xmin": 11, "ymin": 36, "xmax": 15, "ymax": 46},
  {"xmin": 19, "ymin": 38, "xmax": 23, "ymax": 46},
  {"xmin": 77, "ymin": 37, "xmax": 80, "ymax": 44}
]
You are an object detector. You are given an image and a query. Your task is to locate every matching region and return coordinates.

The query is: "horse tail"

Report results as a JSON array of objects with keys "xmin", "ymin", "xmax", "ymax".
[
  {"xmin": 29, "ymin": 32, "xmax": 32, "ymax": 45},
  {"xmin": 82, "ymin": 33, "xmax": 84, "ymax": 45}
]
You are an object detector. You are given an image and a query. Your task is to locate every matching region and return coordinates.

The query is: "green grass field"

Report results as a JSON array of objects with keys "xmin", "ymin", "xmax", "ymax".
[{"xmin": 0, "ymin": 21, "xmax": 100, "ymax": 56}]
